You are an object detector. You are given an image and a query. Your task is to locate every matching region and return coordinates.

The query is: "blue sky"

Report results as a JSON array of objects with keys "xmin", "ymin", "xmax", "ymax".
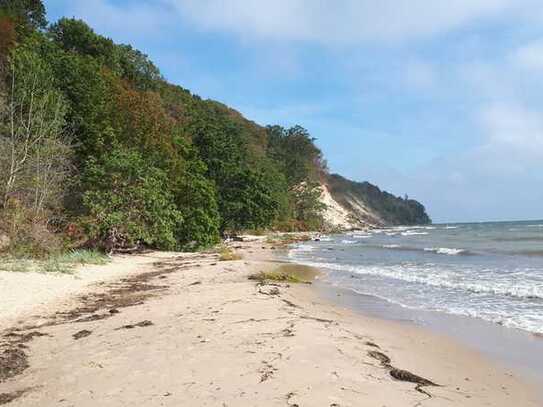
[{"xmin": 44, "ymin": 0, "xmax": 543, "ymax": 223}]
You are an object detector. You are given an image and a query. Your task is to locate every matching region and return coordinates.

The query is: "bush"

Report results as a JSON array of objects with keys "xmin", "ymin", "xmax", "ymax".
[
  {"xmin": 0, "ymin": 199, "xmax": 63, "ymax": 258},
  {"xmin": 82, "ymin": 149, "xmax": 182, "ymax": 251}
]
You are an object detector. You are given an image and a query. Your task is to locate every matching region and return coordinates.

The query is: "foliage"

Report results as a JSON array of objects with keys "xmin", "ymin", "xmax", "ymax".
[
  {"xmin": 48, "ymin": 18, "xmax": 119, "ymax": 70},
  {"xmin": 81, "ymin": 149, "xmax": 182, "ymax": 250},
  {"xmin": 0, "ymin": 0, "xmax": 47, "ymax": 32},
  {"xmin": 290, "ymin": 182, "xmax": 327, "ymax": 231},
  {"xmin": 173, "ymin": 155, "xmax": 221, "ymax": 249},
  {"xmin": 55, "ymin": 249, "xmax": 109, "ymax": 265},
  {"xmin": 0, "ymin": 0, "xmax": 430, "ymax": 258},
  {"xmin": 41, "ymin": 249, "xmax": 109, "ymax": 273},
  {"xmin": 0, "ymin": 15, "xmax": 17, "ymax": 62},
  {"xmin": 267, "ymin": 125, "xmax": 325, "ymax": 186},
  {"xmin": 117, "ymin": 44, "xmax": 162, "ymax": 91},
  {"xmin": 0, "ymin": 43, "xmax": 71, "ymax": 211},
  {"xmin": 0, "ymin": 249, "xmax": 109, "ymax": 273},
  {"xmin": 0, "ymin": 199, "xmax": 63, "ymax": 257}
]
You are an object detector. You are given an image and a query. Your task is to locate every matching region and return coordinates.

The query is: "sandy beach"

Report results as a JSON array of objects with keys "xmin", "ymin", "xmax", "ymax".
[{"xmin": 0, "ymin": 241, "xmax": 540, "ymax": 406}]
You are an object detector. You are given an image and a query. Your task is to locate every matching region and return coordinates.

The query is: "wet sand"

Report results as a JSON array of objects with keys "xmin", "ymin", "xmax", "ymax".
[
  {"xmin": 0, "ymin": 241, "xmax": 540, "ymax": 406},
  {"xmin": 315, "ymin": 280, "xmax": 543, "ymax": 388}
]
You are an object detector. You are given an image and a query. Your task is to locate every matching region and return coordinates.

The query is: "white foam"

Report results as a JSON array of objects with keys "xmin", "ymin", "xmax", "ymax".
[
  {"xmin": 341, "ymin": 239, "xmax": 356, "ymax": 244},
  {"xmin": 295, "ymin": 260, "xmax": 543, "ymax": 302},
  {"xmin": 383, "ymin": 244, "xmax": 401, "ymax": 248},
  {"xmin": 424, "ymin": 247, "xmax": 466, "ymax": 255},
  {"xmin": 288, "ymin": 244, "xmax": 315, "ymax": 257},
  {"xmin": 401, "ymin": 231, "xmax": 429, "ymax": 236}
]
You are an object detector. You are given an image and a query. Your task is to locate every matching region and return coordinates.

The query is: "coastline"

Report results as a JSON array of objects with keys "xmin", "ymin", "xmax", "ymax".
[
  {"xmin": 314, "ymin": 279, "xmax": 543, "ymax": 385},
  {"xmin": 0, "ymin": 240, "xmax": 540, "ymax": 406}
]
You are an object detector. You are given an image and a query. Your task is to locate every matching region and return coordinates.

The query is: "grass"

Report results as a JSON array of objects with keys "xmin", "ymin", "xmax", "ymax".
[
  {"xmin": 0, "ymin": 258, "xmax": 32, "ymax": 273},
  {"xmin": 41, "ymin": 257, "xmax": 74, "ymax": 274},
  {"xmin": 54, "ymin": 249, "xmax": 110, "ymax": 266},
  {"xmin": 218, "ymin": 246, "xmax": 242, "ymax": 261},
  {"xmin": 0, "ymin": 249, "xmax": 110, "ymax": 274}
]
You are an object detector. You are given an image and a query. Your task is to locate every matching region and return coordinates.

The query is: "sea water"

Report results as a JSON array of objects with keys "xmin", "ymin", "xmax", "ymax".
[{"xmin": 288, "ymin": 221, "xmax": 543, "ymax": 335}]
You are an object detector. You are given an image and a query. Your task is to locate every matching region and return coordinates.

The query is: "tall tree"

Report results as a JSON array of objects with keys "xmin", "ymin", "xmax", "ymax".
[
  {"xmin": 0, "ymin": 0, "xmax": 46, "ymax": 31},
  {"xmin": 0, "ymin": 44, "xmax": 71, "ymax": 212}
]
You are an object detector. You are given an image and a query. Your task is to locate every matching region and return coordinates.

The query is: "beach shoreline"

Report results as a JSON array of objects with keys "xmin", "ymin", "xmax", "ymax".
[
  {"xmin": 313, "ymin": 278, "xmax": 543, "ymax": 386},
  {"xmin": 0, "ymin": 239, "xmax": 540, "ymax": 406}
]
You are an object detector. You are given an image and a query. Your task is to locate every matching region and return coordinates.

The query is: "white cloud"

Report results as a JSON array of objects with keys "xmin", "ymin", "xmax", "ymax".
[{"xmin": 167, "ymin": 0, "xmax": 537, "ymax": 44}]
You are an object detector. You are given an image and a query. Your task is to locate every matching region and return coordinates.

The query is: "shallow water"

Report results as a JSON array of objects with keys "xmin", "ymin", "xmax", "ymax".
[
  {"xmin": 288, "ymin": 221, "xmax": 543, "ymax": 335},
  {"xmin": 313, "ymin": 281, "xmax": 543, "ymax": 384}
]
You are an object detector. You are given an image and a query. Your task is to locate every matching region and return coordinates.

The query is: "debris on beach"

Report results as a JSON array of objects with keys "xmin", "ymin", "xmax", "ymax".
[
  {"xmin": 72, "ymin": 330, "xmax": 92, "ymax": 340},
  {"xmin": 115, "ymin": 320, "xmax": 154, "ymax": 330}
]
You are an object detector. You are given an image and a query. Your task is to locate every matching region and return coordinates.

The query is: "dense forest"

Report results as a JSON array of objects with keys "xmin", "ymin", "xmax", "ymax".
[{"xmin": 0, "ymin": 0, "xmax": 429, "ymax": 257}]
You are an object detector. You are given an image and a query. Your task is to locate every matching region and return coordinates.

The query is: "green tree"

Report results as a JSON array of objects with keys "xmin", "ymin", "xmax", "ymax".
[
  {"xmin": 0, "ymin": 0, "xmax": 46, "ymax": 31},
  {"xmin": 82, "ymin": 149, "xmax": 182, "ymax": 250},
  {"xmin": 117, "ymin": 44, "xmax": 162, "ymax": 91},
  {"xmin": 173, "ymin": 152, "xmax": 221, "ymax": 249},
  {"xmin": 48, "ymin": 18, "xmax": 120, "ymax": 72},
  {"xmin": 220, "ymin": 167, "xmax": 280, "ymax": 232},
  {"xmin": 0, "ymin": 43, "xmax": 71, "ymax": 212},
  {"xmin": 267, "ymin": 125, "xmax": 325, "ymax": 186}
]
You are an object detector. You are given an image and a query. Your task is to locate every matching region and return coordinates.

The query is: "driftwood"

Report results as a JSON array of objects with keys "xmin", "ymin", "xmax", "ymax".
[{"xmin": 367, "ymin": 349, "xmax": 439, "ymax": 397}]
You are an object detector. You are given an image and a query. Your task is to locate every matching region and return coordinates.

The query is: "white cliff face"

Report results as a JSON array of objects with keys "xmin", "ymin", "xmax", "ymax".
[
  {"xmin": 319, "ymin": 184, "xmax": 354, "ymax": 230},
  {"xmin": 319, "ymin": 184, "xmax": 382, "ymax": 230}
]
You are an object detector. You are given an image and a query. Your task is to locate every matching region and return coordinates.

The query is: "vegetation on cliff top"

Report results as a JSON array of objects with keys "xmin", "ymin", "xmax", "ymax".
[{"xmin": 0, "ymin": 1, "xmax": 429, "ymax": 258}]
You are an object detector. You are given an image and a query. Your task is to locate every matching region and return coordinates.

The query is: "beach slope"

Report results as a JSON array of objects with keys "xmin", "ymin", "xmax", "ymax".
[{"xmin": 0, "ymin": 242, "xmax": 539, "ymax": 406}]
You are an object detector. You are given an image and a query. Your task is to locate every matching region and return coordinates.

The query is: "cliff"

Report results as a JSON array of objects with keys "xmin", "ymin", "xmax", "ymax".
[{"xmin": 321, "ymin": 174, "xmax": 431, "ymax": 230}]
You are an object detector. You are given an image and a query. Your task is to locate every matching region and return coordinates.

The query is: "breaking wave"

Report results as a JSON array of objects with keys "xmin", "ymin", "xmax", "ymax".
[{"xmin": 296, "ymin": 260, "xmax": 543, "ymax": 302}]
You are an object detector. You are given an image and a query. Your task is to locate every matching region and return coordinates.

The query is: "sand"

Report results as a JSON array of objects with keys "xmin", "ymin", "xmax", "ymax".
[
  {"xmin": 0, "ymin": 252, "xmax": 177, "ymax": 331},
  {"xmin": 0, "ymin": 241, "xmax": 540, "ymax": 406}
]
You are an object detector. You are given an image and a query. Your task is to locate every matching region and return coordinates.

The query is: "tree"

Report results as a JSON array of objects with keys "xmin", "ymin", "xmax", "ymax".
[
  {"xmin": 290, "ymin": 182, "xmax": 326, "ymax": 230},
  {"xmin": 48, "ymin": 18, "xmax": 120, "ymax": 72},
  {"xmin": 82, "ymin": 149, "xmax": 182, "ymax": 250},
  {"xmin": 0, "ymin": 15, "xmax": 17, "ymax": 63},
  {"xmin": 173, "ymin": 152, "xmax": 221, "ymax": 249},
  {"xmin": 117, "ymin": 44, "xmax": 162, "ymax": 91},
  {"xmin": 219, "ymin": 167, "xmax": 280, "ymax": 232},
  {"xmin": 0, "ymin": 0, "xmax": 46, "ymax": 31},
  {"xmin": 0, "ymin": 45, "xmax": 71, "ymax": 213},
  {"xmin": 267, "ymin": 125, "xmax": 325, "ymax": 186}
]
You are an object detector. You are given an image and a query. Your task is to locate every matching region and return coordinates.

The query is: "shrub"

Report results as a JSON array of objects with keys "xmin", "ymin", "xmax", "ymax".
[{"xmin": 0, "ymin": 199, "xmax": 63, "ymax": 258}]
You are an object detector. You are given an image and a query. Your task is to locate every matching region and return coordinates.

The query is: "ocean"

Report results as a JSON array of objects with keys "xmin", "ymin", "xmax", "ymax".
[{"xmin": 288, "ymin": 220, "xmax": 543, "ymax": 335}]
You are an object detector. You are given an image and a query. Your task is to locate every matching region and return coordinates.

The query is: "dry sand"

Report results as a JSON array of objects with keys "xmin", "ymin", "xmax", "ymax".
[{"xmin": 0, "ymin": 241, "xmax": 540, "ymax": 406}]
